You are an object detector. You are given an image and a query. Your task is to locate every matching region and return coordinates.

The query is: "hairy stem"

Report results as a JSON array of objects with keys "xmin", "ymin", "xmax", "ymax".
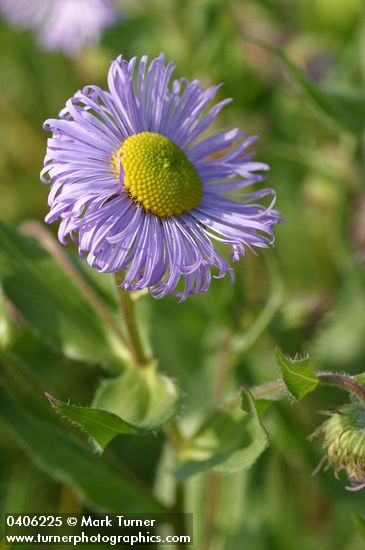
[
  {"xmin": 114, "ymin": 273, "xmax": 150, "ymax": 367},
  {"xmin": 203, "ymin": 474, "xmax": 219, "ymax": 550},
  {"xmin": 172, "ymin": 481, "xmax": 188, "ymax": 549},
  {"xmin": 220, "ymin": 379, "xmax": 286, "ymax": 411},
  {"xmin": 224, "ymin": 372, "xmax": 365, "ymax": 411},
  {"xmin": 204, "ymin": 329, "xmax": 232, "ymax": 550},
  {"xmin": 252, "ymin": 379, "xmax": 286, "ymax": 400}
]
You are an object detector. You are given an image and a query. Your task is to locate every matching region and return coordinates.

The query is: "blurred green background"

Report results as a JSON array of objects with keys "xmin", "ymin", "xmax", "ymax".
[{"xmin": 1, "ymin": 0, "xmax": 365, "ymax": 548}]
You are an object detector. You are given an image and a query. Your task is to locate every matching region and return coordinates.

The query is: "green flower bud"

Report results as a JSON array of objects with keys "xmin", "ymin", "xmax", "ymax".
[{"xmin": 315, "ymin": 401, "xmax": 365, "ymax": 490}]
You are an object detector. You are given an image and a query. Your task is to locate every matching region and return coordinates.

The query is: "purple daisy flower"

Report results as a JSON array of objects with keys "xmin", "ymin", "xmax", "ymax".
[
  {"xmin": 0, "ymin": 0, "xmax": 119, "ymax": 55},
  {"xmin": 41, "ymin": 54, "xmax": 281, "ymax": 301}
]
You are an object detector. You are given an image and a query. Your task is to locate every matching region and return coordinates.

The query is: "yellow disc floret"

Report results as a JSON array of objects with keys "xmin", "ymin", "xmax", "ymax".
[{"xmin": 112, "ymin": 132, "xmax": 202, "ymax": 218}]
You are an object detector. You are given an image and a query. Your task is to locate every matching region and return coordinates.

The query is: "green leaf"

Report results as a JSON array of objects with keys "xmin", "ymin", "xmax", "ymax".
[
  {"xmin": 354, "ymin": 373, "xmax": 365, "ymax": 387},
  {"xmin": 173, "ymin": 387, "xmax": 269, "ymax": 479},
  {"xmin": 0, "ymin": 387, "xmax": 164, "ymax": 513},
  {"xmin": 353, "ymin": 514, "xmax": 365, "ymax": 540},
  {"xmin": 247, "ymin": 37, "xmax": 365, "ymax": 134},
  {"xmin": 49, "ymin": 364, "xmax": 181, "ymax": 448},
  {"xmin": 254, "ymin": 399, "xmax": 275, "ymax": 418},
  {"xmin": 0, "ymin": 221, "xmax": 129, "ymax": 369},
  {"xmin": 275, "ymin": 349, "xmax": 318, "ymax": 400},
  {"xmin": 92, "ymin": 364, "xmax": 181, "ymax": 430},
  {"xmin": 47, "ymin": 395, "xmax": 140, "ymax": 448}
]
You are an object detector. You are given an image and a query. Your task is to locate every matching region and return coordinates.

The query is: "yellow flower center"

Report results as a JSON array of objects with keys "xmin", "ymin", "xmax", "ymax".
[{"xmin": 112, "ymin": 132, "xmax": 202, "ymax": 218}]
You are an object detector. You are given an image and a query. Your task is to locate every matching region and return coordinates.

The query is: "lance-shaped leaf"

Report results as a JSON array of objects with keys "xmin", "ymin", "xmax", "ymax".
[
  {"xmin": 47, "ymin": 396, "xmax": 139, "ymax": 448},
  {"xmin": 49, "ymin": 363, "xmax": 181, "ymax": 448},
  {"xmin": 275, "ymin": 349, "xmax": 318, "ymax": 400},
  {"xmin": 173, "ymin": 387, "xmax": 269, "ymax": 479},
  {"xmin": 0, "ymin": 221, "xmax": 130, "ymax": 369},
  {"xmin": 0, "ymin": 388, "xmax": 164, "ymax": 513}
]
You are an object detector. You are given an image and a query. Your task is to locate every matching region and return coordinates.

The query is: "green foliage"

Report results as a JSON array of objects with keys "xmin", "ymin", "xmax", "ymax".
[
  {"xmin": 173, "ymin": 387, "xmax": 269, "ymax": 479},
  {"xmin": 92, "ymin": 364, "xmax": 180, "ymax": 430},
  {"xmin": 1, "ymin": 1, "xmax": 365, "ymax": 547},
  {"xmin": 48, "ymin": 364, "xmax": 181, "ymax": 448},
  {"xmin": 0, "ymin": 221, "xmax": 129, "ymax": 369},
  {"xmin": 249, "ymin": 36, "xmax": 365, "ymax": 134},
  {"xmin": 46, "ymin": 396, "xmax": 139, "ymax": 447},
  {"xmin": 275, "ymin": 349, "xmax": 319, "ymax": 400},
  {"xmin": 0, "ymin": 388, "xmax": 164, "ymax": 513},
  {"xmin": 0, "ymin": 349, "xmax": 56, "ymax": 422}
]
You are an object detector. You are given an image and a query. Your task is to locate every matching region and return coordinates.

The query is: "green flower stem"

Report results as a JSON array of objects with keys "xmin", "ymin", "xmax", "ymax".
[
  {"xmin": 202, "ymin": 330, "xmax": 232, "ymax": 550},
  {"xmin": 172, "ymin": 481, "xmax": 188, "ymax": 550},
  {"xmin": 114, "ymin": 273, "xmax": 150, "ymax": 367},
  {"xmin": 165, "ymin": 422, "xmax": 188, "ymax": 546},
  {"xmin": 203, "ymin": 473, "xmax": 219, "ymax": 550}
]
